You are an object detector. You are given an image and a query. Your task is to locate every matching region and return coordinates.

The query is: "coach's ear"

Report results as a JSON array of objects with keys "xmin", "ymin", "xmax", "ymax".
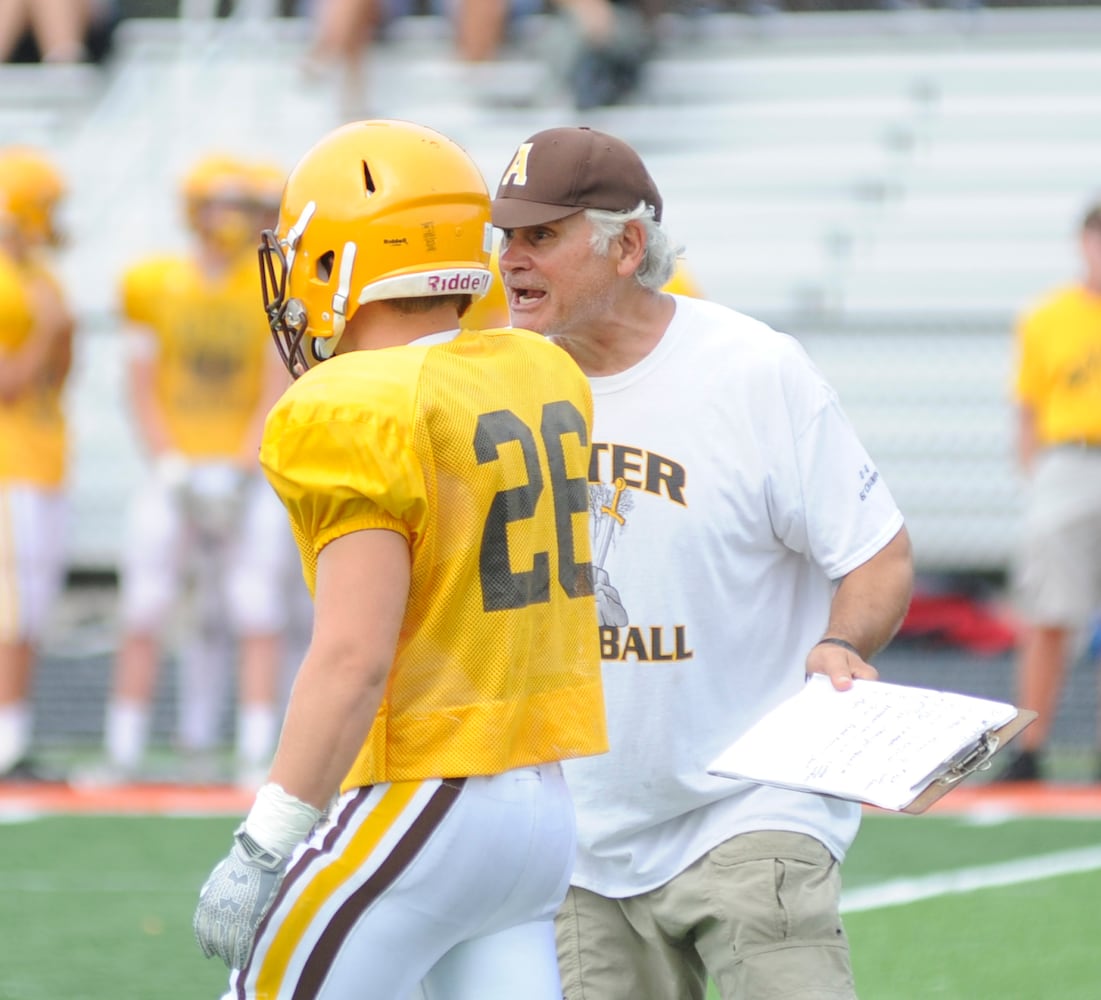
[{"xmin": 614, "ymin": 219, "xmax": 648, "ymax": 278}]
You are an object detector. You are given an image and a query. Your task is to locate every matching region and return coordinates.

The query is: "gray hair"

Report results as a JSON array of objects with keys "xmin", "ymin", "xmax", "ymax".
[{"xmin": 584, "ymin": 202, "xmax": 681, "ymax": 291}]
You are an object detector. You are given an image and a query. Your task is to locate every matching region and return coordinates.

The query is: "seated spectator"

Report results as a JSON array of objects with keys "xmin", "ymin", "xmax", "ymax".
[
  {"xmin": 297, "ymin": 0, "xmax": 379, "ymax": 117},
  {"xmin": 0, "ymin": 0, "xmax": 118, "ymax": 66},
  {"xmin": 297, "ymin": 0, "xmax": 540, "ymax": 115},
  {"xmin": 547, "ymin": 0, "xmax": 658, "ymax": 110}
]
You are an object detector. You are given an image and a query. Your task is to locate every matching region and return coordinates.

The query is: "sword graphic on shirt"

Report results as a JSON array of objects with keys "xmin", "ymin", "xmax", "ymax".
[
  {"xmin": 590, "ymin": 479, "xmax": 631, "ymax": 628},
  {"xmin": 596, "ymin": 476, "xmax": 627, "ymax": 567},
  {"xmin": 589, "ymin": 451, "xmax": 694, "ymax": 662}
]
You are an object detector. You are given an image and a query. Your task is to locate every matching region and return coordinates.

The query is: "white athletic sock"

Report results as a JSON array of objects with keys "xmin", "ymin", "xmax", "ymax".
[
  {"xmin": 105, "ymin": 700, "xmax": 151, "ymax": 771},
  {"xmin": 0, "ymin": 702, "xmax": 31, "ymax": 772},
  {"xmin": 236, "ymin": 703, "xmax": 278, "ymax": 769},
  {"xmin": 176, "ymin": 634, "xmax": 231, "ymax": 752}
]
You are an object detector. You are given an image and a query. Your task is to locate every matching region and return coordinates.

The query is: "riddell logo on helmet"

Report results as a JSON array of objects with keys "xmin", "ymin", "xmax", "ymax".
[
  {"xmin": 384, "ymin": 238, "xmax": 408, "ymax": 246},
  {"xmin": 427, "ymin": 272, "xmax": 491, "ymax": 293}
]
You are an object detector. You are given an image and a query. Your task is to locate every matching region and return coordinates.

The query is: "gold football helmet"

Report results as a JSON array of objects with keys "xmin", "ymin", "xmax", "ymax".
[
  {"xmin": 181, "ymin": 154, "xmax": 258, "ymax": 253},
  {"xmin": 259, "ymin": 119, "xmax": 494, "ymax": 376},
  {"xmin": 181, "ymin": 154, "xmax": 251, "ymax": 210},
  {"xmin": 0, "ymin": 146, "xmax": 66, "ymax": 247},
  {"xmin": 247, "ymin": 159, "xmax": 286, "ymax": 230}
]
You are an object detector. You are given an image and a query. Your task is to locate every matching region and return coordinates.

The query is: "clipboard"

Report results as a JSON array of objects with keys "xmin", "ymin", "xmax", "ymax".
[
  {"xmin": 706, "ymin": 677, "xmax": 1039, "ymax": 814},
  {"xmin": 900, "ymin": 708, "xmax": 1038, "ymax": 814}
]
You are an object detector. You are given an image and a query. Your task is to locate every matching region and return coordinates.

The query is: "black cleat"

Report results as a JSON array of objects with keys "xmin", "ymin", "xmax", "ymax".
[
  {"xmin": 0, "ymin": 757, "xmax": 67, "ymax": 784},
  {"xmin": 996, "ymin": 749, "xmax": 1041, "ymax": 783}
]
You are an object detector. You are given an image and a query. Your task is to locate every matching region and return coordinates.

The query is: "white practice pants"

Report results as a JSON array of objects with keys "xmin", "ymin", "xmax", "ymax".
[{"xmin": 225, "ymin": 763, "xmax": 576, "ymax": 1000}]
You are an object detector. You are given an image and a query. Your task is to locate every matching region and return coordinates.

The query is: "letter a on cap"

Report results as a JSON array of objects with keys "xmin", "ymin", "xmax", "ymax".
[{"xmin": 500, "ymin": 143, "xmax": 533, "ymax": 188}]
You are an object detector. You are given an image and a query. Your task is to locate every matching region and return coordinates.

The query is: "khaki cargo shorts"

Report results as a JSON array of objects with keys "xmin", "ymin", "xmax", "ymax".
[
  {"xmin": 1013, "ymin": 448, "xmax": 1101, "ymax": 627},
  {"xmin": 556, "ymin": 830, "xmax": 855, "ymax": 1000}
]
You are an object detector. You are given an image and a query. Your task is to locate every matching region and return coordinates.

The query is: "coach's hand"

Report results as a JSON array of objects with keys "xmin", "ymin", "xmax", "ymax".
[
  {"xmin": 806, "ymin": 636, "xmax": 879, "ymax": 691},
  {"xmin": 193, "ymin": 825, "xmax": 287, "ymax": 970}
]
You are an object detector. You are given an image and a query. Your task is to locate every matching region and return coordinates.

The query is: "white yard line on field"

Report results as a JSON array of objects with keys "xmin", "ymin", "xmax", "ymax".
[
  {"xmin": 840, "ymin": 844, "xmax": 1101, "ymax": 912},
  {"xmin": 5, "ymin": 846, "xmax": 1101, "ymax": 902}
]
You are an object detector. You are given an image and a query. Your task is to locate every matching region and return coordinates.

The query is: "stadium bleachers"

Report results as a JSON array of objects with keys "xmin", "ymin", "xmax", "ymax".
[{"xmin": 6, "ymin": 4, "xmax": 1101, "ymax": 574}]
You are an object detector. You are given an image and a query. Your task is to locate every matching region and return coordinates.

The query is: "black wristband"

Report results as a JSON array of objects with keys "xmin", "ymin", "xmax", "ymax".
[{"xmin": 815, "ymin": 637, "xmax": 862, "ymax": 658}]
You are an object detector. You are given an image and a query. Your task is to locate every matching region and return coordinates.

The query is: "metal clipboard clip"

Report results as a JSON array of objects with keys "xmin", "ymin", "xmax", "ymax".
[{"xmin": 936, "ymin": 731, "xmax": 1001, "ymax": 786}]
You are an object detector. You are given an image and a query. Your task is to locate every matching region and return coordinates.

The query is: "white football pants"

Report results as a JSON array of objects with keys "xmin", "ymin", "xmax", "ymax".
[
  {"xmin": 225, "ymin": 763, "xmax": 576, "ymax": 1000},
  {"xmin": 119, "ymin": 468, "xmax": 292, "ymax": 635},
  {"xmin": 0, "ymin": 485, "xmax": 66, "ymax": 643}
]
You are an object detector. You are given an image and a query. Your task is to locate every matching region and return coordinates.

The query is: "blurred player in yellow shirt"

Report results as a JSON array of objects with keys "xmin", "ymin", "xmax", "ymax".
[
  {"xmin": 192, "ymin": 120, "xmax": 607, "ymax": 999},
  {"xmin": 1002, "ymin": 201, "xmax": 1101, "ymax": 781},
  {"xmin": 96, "ymin": 154, "xmax": 296, "ymax": 788},
  {"xmin": 0, "ymin": 147, "xmax": 74, "ymax": 782}
]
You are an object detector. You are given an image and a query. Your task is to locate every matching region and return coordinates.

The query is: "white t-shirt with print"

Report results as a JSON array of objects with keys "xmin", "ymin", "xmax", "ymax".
[{"xmin": 565, "ymin": 294, "xmax": 906, "ymax": 898}]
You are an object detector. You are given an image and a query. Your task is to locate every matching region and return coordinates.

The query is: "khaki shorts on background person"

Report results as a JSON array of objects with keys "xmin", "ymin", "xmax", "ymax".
[
  {"xmin": 1013, "ymin": 448, "xmax": 1101, "ymax": 628},
  {"xmin": 556, "ymin": 831, "xmax": 856, "ymax": 1000}
]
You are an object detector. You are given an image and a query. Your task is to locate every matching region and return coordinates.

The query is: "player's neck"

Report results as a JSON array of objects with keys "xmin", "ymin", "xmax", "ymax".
[{"xmin": 340, "ymin": 301, "xmax": 462, "ymax": 352}]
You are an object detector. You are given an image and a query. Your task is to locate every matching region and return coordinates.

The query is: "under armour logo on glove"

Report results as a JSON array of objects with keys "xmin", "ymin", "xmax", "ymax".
[{"xmin": 193, "ymin": 826, "xmax": 287, "ymax": 970}]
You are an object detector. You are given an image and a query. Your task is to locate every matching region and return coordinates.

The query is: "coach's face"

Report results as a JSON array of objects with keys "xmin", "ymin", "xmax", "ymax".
[{"xmin": 497, "ymin": 211, "xmax": 622, "ymax": 341}]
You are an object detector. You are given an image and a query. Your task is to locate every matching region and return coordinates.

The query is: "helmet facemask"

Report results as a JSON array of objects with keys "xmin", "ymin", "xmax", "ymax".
[
  {"xmin": 259, "ymin": 200, "xmax": 342, "ymax": 379},
  {"xmin": 259, "ymin": 226, "xmax": 308, "ymax": 377}
]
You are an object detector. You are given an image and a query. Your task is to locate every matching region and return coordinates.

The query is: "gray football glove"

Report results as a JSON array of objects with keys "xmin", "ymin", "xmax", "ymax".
[{"xmin": 193, "ymin": 824, "xmax": 288, "ymax": 970}]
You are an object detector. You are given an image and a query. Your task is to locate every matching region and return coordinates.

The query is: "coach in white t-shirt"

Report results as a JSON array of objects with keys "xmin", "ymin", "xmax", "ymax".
[{"xmin": 491, "ymin": 127, "xmax": 914, "ymax": 1000}]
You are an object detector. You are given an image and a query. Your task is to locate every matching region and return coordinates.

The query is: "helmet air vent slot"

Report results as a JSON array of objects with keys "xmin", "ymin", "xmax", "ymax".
[{"xmin": 362, "ymin": 161, "xmax": 376, "ymax": 197}]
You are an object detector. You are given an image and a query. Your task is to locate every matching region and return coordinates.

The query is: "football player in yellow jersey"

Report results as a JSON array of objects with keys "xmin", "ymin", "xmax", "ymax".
[
  {"xmin": 0, "ymin": 146, "xmax": 74, "ymax": 782},
  {"xmin": 95, "ymin": 154, "xmax": 297, "ymax": 788},
  {"xmin": 192, "ymin": 119, "xmax": 608, "ymax": 1000}
]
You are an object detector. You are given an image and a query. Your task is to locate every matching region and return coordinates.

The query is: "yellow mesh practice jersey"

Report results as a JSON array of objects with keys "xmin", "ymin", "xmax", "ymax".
[
  {"xmin": 1015, "ymin": 285, "xmax": 1101, "ymax": 445},
  {"xmin": 120, "ymin": 252, "xmax": 271, "ymax": 458},
  {"xmin": 261, "ymin": 327, "xmax": 607, "ymax": 786},
  {"xmin": 0, "ymin": 253, "xmax": 68, "ymax": 487}
]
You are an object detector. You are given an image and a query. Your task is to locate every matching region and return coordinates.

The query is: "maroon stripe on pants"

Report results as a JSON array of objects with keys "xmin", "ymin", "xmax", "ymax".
[{"xmin": 291, "ymin": 778, "xmax": 466, "ymax": 1000}]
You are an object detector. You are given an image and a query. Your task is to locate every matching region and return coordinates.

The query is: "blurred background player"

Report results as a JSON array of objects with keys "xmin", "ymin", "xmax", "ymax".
[
  {"xmin": 1001, "ymin": 200, "xmax": 1101, "ymax": 782},
  {"xmin": 93, "ymin": 153, "xmax": 295, "ymax": 788},
  {"xmin": 0, "ymin": 146, "xmax": 75, "ymax": 782}
]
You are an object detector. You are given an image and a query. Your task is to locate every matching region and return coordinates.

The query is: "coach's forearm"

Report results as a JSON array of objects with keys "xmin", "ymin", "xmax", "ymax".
[{"xmin": 821, "ymin": 525, "xmax": 914, "ymax": 659}]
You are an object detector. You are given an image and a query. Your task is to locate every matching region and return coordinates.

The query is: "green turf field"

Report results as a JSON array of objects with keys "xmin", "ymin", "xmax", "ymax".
[{"xmin": 2, "ymin": 811, "xmax": 1099, "ymax": 999}]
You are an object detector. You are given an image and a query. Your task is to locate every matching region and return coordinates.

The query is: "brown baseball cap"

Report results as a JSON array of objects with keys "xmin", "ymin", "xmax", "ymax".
[{"xmin": 491, "ymin": 127, "xmax": 663, "ymax": 229}]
